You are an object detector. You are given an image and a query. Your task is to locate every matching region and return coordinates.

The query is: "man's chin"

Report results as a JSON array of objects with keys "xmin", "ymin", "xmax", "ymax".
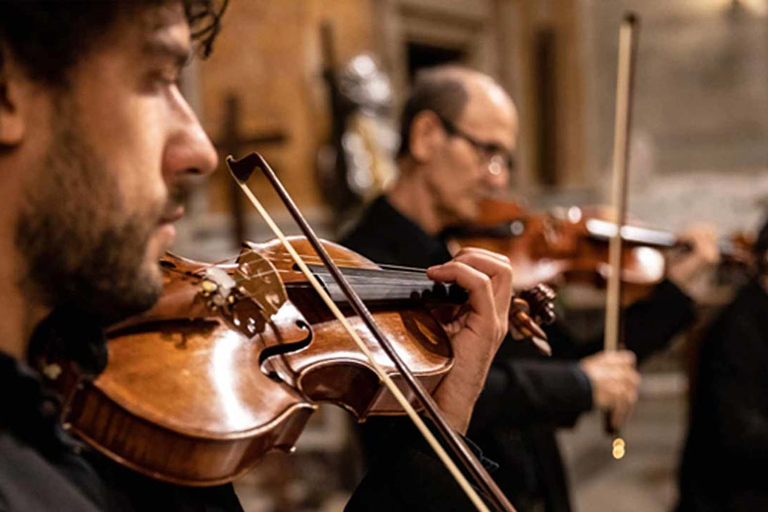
[
  {"xmin": 454, "ymin": 203, "xmax": 482, "ymax": 225},
  {"xmin": 139, "ymin": 252, "xmax": 166, "ymax": 293},
  {"xmin": 99, "ymin": 266, "xmax": 163, "ymax": 324},
  {"xmin": 88, "ymin": 252, "xmax": 165, "ymax": 323},
  {"xmin": 152, "ymin": 223, "xmax": 176, "ymax": 254}
]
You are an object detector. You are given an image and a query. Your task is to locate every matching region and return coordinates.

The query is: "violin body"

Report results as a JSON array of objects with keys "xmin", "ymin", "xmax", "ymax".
[{"xmin": 56, "ymin": 238, "xmax": 454, "ymax": 486}]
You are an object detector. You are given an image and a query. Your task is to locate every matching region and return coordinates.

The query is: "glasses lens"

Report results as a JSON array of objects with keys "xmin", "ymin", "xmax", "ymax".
[
  {"xmin": 488, "ymin": 154, "xmax": 515, "ymax": 175},
  {"xmin": 488, "ymin": 157, "xmax": 504, "ymax": 176}
]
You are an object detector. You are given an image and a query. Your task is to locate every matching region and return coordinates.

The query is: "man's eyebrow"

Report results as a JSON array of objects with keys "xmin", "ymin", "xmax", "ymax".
[{"xmin": 142, "ymin": 37, "xmax": 192, "ymax": 67}]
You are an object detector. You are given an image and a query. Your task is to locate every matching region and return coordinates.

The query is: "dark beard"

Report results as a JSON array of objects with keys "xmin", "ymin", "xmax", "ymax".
[{"xmin": 15, "ymin": 108, "xmax": 164, "ymax": 324}]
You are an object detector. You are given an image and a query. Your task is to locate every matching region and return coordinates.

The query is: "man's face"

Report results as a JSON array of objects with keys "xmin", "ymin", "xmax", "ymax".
[
  {"xmin": 424, "ymin": 81, "xmax": 517, "ymax": 225},
  {"xmin": 13, "ymin": 4, "xmax": 217, "ymax": 321}
]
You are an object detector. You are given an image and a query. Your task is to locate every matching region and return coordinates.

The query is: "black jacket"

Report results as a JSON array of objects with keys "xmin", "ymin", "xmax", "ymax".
[
  {"xmin": 341, "ymin": 195, "xmax": 696, "ymax": 512},
  {"xmin": 0, "ymin": 310, "xmax": 245, "ymax": 512},
  {"xmin": 677, "ymin": 281, "xmax": 768, "ymax": 512}
]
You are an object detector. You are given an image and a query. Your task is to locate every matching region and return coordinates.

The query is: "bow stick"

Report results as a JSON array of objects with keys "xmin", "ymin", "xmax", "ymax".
[{"xmin": 604, "ymin": 12, "xmax": 640, "ymax": 460}]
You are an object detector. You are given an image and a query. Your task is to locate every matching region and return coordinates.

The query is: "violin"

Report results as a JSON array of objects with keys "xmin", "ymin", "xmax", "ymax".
[
  {"xmin": 446, "ymin": 198, "xmax": 754, "ymax": 294},
  {"xmin": 47, "ymin": 237, "xmax": 554, "ymax": 488}
]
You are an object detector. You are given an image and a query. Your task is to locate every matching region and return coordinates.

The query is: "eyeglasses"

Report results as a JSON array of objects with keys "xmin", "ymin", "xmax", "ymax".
[{"xmin": 437, "ymin": 116, "xmax": 516, "ymax": 176}]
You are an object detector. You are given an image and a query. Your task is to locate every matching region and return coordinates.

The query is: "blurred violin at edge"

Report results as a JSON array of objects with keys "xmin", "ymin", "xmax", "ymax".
[{"xmin": 445, "ymin": 198, "xmax": 755, "ymax": 295}]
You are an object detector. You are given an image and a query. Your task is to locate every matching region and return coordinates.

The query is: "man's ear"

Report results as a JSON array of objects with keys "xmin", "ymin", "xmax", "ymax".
[
  {"xmin": 0, "ymin": 64, "xmax": 25, "ymax": 147},
  {"xmin": 408, "ymin": 111, "xmax": 444, "ymax": 164}
]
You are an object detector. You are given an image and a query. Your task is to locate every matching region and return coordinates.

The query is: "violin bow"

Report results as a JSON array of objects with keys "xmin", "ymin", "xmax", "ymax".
[
  {"xmin": 604, "ymin": 12, "xmax": 640, "ymax": 460},
  {"xmin": 226, "ymin": 153, "xmax": 515, "ymax": 512}
]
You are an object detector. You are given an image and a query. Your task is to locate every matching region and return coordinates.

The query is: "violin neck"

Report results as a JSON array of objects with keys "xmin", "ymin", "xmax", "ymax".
[
  {"xmin": 443, "ymin": 220, "xmax": 526, "ymax": 240},
  {"xmin": 584, "ymin": 218, "xmax": 678, "ymax": 248},
  {"xmin": 585, "ymin": 219, "xmax": 740, "ymax": 258},
  {"xmin": 299, "ymin": 265, "xmax": 468, "ymax": 306}
]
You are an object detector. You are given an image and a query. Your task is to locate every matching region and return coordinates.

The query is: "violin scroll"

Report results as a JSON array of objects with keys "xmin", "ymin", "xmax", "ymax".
[
  {"xmin": 509, "ymin": 284, "xmax": 557, "ymax": 356},
  {"xmin": 518, "ymin": 284, "xmax": 557, "ymax": 326}
]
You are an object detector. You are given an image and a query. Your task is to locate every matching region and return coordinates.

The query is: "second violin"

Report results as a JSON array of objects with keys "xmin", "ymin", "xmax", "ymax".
[{"xmin": 446, "ymin": 198, "xmax": 753, "ymax": 294}]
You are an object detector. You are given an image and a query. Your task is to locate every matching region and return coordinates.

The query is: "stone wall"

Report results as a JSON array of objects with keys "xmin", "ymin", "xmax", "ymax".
[{"xmin": 581, "ymin": 0, "xmax": 768, "ymax": 232}]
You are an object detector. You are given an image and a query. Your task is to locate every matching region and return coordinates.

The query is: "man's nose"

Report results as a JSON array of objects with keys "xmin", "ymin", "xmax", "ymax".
[{"xmin": 164, "ymin": 94, "xmax": 219, "ymax": 180}]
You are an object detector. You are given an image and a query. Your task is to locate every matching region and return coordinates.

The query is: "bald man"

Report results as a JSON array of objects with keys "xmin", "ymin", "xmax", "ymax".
[
  {"xmin": 341, "ymin": 65, "xmax": 717, "ymax": 512},
  {"xmin": 384, "ymin": 67, "xmax": 514, "ymax": 233}
]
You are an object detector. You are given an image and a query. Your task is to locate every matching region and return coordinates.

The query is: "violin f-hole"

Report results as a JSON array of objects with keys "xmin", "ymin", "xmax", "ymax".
[{"xmin": 258, "ymin": 319, "xmax": 313, "ymax": 381}]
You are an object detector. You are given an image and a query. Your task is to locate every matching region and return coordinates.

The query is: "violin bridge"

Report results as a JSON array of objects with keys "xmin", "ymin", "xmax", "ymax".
[{"xmin": 234, "ymin": 249, "xmax": 289, "ymax": 319}]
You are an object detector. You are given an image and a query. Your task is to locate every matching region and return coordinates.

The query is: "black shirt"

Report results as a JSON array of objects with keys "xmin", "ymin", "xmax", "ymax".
[
  {"xmin": 0, "ymin": 309, "xmax": 244, "ymax": 512},
  {"xmin": 342, "ymin": 195, "xmax": 696, "ymax": 512},
  {"xmin": 677, "ymin": 281, "xmax": 768, "ymax": 512}
]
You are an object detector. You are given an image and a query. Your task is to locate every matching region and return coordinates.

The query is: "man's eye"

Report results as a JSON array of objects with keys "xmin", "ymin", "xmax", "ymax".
[
  {"xmin": 160, "ymin": 72, "xmax": 181, "ymax": 86},
  {"xmin": 148, "ymin": 70, "xmax": 181, "ymax": 88}
]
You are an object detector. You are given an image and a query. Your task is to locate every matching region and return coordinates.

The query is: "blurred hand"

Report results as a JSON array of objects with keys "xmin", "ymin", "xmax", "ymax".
[
  {"xmin": 667, "ymin": 224, "xmax": 720, "ymax": 298},
  {"xmin": 580, "ymin": 350, "xmax": 640, "ymax": 429},
  {"xmin": 427, "ymin": 248, "xmax": 513, "ymax": 433}
]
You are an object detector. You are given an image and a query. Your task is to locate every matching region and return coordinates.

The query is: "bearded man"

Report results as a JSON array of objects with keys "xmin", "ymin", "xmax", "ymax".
[{"xmin": 0, "ymin": 3, "xmax": 514, "ymax": 511}]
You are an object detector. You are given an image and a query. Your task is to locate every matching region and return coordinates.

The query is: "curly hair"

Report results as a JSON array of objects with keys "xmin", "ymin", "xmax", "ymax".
[{"xmin": 0, "ymin": 0, "xmax": 228, "ymax": 86}]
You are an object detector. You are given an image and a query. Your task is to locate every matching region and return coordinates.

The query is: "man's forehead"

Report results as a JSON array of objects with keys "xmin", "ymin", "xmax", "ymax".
[
  {"xmin": 462, "ymin": 83, "xmax": 517, "ymax": 127},
  {"xmin": 455, "ymin": 80, "xmax": 518, "ymax": 151},
  {"xmin": 485, "ymin": 83, "xmax": 514, "ymax": 113},
  {"xmin": 128, "ymin": 3, "xmax": 192, "ymax": 58},
  {"xmin": 145, "ymin": 6, "xmax": 190, "ymax": 43},
  {"xmin": 465, "ymin": 79, "xmax": 513, "ymax": 112}
]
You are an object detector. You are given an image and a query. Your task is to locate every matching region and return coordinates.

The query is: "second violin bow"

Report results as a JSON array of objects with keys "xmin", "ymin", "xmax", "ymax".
[{"xmin": 604, "ymin": 12, "xmax": 640, "ymax": 460}]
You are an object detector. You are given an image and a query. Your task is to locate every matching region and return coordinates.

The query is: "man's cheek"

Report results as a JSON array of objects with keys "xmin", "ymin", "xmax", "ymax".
[
  {"xmin": 114, "ymin": 132, "xmax": 166, "ymax": 200},
  {"xmin": 131, "ymin": 168, "xmax": 165, "ymax": 201}
]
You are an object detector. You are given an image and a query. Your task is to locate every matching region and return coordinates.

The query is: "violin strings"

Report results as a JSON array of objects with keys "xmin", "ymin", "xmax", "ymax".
[
  {"xmin": 237, "ymin": 270, "xmax": 451, "ymax": 298},
  {"xmin": 235, "ymin": 266, "xmax": 433, "ymax": 281},
  {"xmin": 230, "ymin": 253, "xmax": 433, "ymax": 282},
  {"xmin": 254, "ymin": 252, "xmax": 429, "ymax": 273},
  {"xmin": 179, "ymin": 255, "xmax": 452, "ymax": 306}
]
